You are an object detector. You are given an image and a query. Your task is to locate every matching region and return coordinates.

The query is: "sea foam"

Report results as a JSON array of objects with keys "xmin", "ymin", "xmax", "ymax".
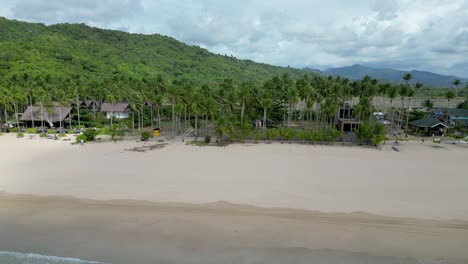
[{"xmin": 0, "ymin": 251, "xmax": 102, "ymax": 264}]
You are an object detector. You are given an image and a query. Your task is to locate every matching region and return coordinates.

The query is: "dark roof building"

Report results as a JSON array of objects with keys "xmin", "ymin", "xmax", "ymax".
[{"xmin": 410, "ymin": 118, "xmax": 448, "ymax": 128}]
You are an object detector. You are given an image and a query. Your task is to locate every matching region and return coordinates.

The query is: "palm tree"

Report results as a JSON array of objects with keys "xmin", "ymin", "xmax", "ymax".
[
  {"xmin": 403, "ymin": 73, "xmax": 412, "ymax": 85},
  {"xmin": 422, "ymin": 99, "xmax": 434, "ymax": 112},
  {"xmin": 4, "ymin": 84, "xmax": 23, "ymax": 130},
  {"xmin": 387, "ymin": 85, "xmax": 398, "ymax": 136},
  {"xmin": 188, "ymin": 90, "xmax": 204, "ymax": 140},
  {"xmin": 405, "ymin": 88, "xmax": 414, "ymax": 136},
  {"xmin": 286, "ymin": 86, "xmax": 298, "ymax": 127},
  {"xmin": 215, "ymin": 116, "xmax": 228, "ymax": 142},
  {"xmin": 445, "ymin": 90, "xmax": 456, "ymax": 125},
  {"xmin": 238, "ymin": 81, "xmax": 252, "ymax": 123}
]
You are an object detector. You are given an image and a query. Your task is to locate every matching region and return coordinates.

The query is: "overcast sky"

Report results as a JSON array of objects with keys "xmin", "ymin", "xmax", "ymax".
[{"xmin": 1, "ymin": 0, "xmax": 467, "ymax": 77}]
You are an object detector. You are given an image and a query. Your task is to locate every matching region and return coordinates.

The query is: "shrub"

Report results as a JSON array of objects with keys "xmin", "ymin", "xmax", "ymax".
[
  {"xmin": 141, "ymin": 131, "xmax": 150, "ymax": 141},
  {"xmin": 47, "ymin": 129, "xmax": 56, "ymax": 134},
  {"xmin": 76, "ymin": 134, "xmax": 88, "ymax": 143},
  {"xmin": 27, "ymin": 127, "xmax": 38, "ymax": 134},
  {"xmin": 254, "ymin": 130, "xmax": 262, "ymax": 143},
  {"xmin": 16, "ymin": 132, "xmax": 24, "ymax": 138},
  {"xmin": 0, "ymin": 132, "xmax": 3, "ymax": 136},
  {"xmin": 39, "ymin": 133, "xmax": 47, "ymax": 138},
  {"xmin": 58, "ymin": 133, "xmax": 67, "ymax": 138},
  {"xmin": 286, "ymin": 128, "xmax": 297, "ymax": 141},
  {"xmin": 299, "ymin": 130, "xmax": 309, "ymax": 143},
  {"xmin": 82, "ymin": 128, "xmax": 98, "ymax": 141},
  {"xmin": 265, "ymin": 128, "xmax": 277, "ymax": 141},
  {"xmin": 204, "ymin": 135, "xmax": 211, "ymax": 143}
]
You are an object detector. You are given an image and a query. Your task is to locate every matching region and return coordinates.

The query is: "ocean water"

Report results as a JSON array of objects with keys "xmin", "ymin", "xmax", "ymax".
[
  {"xmin": 0, "ymin": 249, "xmax": 464, "ymax": 264},
  {"xmin": 0, "ymin": 251, "xmax": 101, "ymax": 264}
]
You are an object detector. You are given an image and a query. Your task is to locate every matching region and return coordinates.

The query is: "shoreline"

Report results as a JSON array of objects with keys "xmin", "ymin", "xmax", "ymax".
[{"xmin": 1, "ymin": 134, "xmax": 468, "ymax": 263}]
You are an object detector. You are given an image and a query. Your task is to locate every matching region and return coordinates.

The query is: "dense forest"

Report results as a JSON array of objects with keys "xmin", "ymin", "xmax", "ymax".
[
  {"xmin": 0, "ymin": 17, "xmax": 308, "ymax": 84},
  {"xmin": 1, "ymin": 17, "xmax": 467, "ymax": 145}
]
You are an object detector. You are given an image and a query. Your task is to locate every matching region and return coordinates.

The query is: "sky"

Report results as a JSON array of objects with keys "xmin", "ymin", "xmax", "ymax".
[{"xmin": 0, "ymin": 0, "xmax": 467, "ymax": 77}]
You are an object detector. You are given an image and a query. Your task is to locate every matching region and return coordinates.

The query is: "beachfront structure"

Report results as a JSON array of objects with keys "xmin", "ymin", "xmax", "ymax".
[
  {"xmin": 20, "ymin": 105, "xmax": 73, "ymax": 128},
  {"xmin": 336, "ymin": 107, "xmax": 360, "ymax": 132},
  {"xmin": 100, "ymin": 103, "xmax": 130, "ymax": 119},
  {"xmin": 432, "ymin": 108, "xmax": 468, "ymax": 127},
  {"xmin": 73, "ymin": 100, "xmax": 99, "ymax": 112},
  {"xmin": 410, "ymin": 117, "xmax": 448, "ymax": 135}
]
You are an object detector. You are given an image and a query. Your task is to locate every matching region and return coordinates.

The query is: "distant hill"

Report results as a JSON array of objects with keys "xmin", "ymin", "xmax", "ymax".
[
  {"xmin": 0, "ymin": 17, "xmax": 309, "ymax": 84},
  {"xmin": 304, "ymin": 64, "xmax": 466, "ymax": 88}
]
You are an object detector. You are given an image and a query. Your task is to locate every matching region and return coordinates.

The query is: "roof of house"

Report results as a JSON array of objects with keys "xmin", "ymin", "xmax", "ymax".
[
  {"xmin": 453, "ymin": 119, "xmax": 468, "ymax": 126},
  {"xmin": 100, "ymin": 103, "xmax": 130, "ymax": 112},
  {"xmin": 20, "ymin": 105, "xmax": 72, "ymax": 122},
  {"xmin": 410, "ymin": 118, "xmax": 448, "ymax": 128},
  {"xmin": 74, "ymin": 100, "xmax": 97, "ymax": 108},
  {"xmin": 433, "ymin": 108, "xmax": 468, "ymax": 117}
]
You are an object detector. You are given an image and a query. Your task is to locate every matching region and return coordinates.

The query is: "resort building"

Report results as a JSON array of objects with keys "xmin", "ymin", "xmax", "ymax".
[
  {"xmin": 432, "ymin": 108, "xmax": 468, "ymax": 127},
  {"xmin": 100, "ymin": 103, "xmax": 131, "ymax": 119},
  {"xmin": 336, "ymin": 107, "xmax": 360, "ymax": 132},
  {"xmin": 73, "ymin": 100, "xmax": 99, "ymax": 113},
  {"xmin": 20, "ymin": 105, "xmax": 73, "ymax": 128},
  {"xmin": 410, "ymin": 117, "xmax": 448, "ymax": 135}
]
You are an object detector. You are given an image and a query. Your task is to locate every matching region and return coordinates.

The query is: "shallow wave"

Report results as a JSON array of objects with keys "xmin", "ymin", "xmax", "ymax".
[{"xmin": 0, "ymin": 251, "xmax": 102, "ymax": 264}]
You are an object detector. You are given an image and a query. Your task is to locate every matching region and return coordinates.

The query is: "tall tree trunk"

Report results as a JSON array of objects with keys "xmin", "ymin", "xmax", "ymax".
[
  {"xmin": 263, "ymin": 107, "xmax": 267, "ymax": 131},
  {"xmin": 157, "ymin": 108, "xmax": 161, "ymax": 130},
  {"xmin": 59, "ymin": 107, "xmax": 63, "ymax": 134},
  {"xmin": 76, "ymin": 94, "xmax": 81, "ymax": 128},
  {"xmin": 240, "ymin": 99, "xmax": 245, "ymax": 123},
  {"xmin": 405, "ymin": 98, "xmax": 411, "ymax": 137},
  {"xmin": 132, "ymin": 112, "xmax": 135, "ymax": 135},
  {"xmin": 29, "ymin": 95, "xmax": 35, "ymax": 128},
  {"xmin": 172, "ymin": 98, "xmax": 175, "ymax": 135},
  {"xmin": 14, "ymin": 101, "xmax": 20, "ymax": 131},
  {"xmin": 150, "ymin": 105, "xmax": 154, "ymax": 129},
  {"xmin": 194, "ymin": 115, "xmax": 198, "ymax": 140}
]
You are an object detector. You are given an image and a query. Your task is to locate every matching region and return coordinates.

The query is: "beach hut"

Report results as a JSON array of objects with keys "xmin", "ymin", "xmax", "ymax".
[
  {"xmin": 20, "ymin": 105, "xmax": 72, "ymax": 129},
  {"xmin": 410, "ymin": 117, "xmax": 448, "ymax": 135},
  {"xmin": 100, "ymin": 103, "xmax": 131, "ymax": 119}
]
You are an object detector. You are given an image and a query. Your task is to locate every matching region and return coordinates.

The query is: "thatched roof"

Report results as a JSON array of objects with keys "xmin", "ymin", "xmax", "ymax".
[
  {"xmin": 20, "ymin": 105, "xmax": 72, "ymax": 122},
  {"xmin": 100, "ymin": 103, "xmax": 130, "ymax": 112}
]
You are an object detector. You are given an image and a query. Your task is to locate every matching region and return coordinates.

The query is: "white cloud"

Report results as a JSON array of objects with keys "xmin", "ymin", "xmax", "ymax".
[{"xmin": 0, "ymin": 0, "xmax": 467, "ymax": 77}]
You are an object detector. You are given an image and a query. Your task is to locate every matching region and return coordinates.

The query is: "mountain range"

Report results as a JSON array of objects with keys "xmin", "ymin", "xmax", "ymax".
[
  {"xmin": 304, "ymin": 64, "xmax": 466, "ymax": 88},
  {"xmin": 0, "ymin": 17, "xmax": 465, "ymax": 88}
]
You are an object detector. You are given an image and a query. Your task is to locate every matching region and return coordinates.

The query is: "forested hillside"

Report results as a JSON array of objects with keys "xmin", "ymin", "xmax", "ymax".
[{"xmin": 0, "ymin": 17, "xmax": 308, "ymax": 84}]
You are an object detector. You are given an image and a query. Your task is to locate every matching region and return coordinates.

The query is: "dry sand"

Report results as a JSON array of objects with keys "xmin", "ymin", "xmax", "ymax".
[{"xmin": 0, "ymin": 133, "xmax": 468, "ymax": 263}]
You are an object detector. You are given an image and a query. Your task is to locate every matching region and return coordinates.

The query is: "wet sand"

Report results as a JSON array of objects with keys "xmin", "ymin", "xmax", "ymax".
[
  {"xmin": 1, "ymin": 193, "xmax": 467, "ymax": 264},
  {"xmin": 0, "ymin": 134, "xmax": 468, "ymax": 263}
]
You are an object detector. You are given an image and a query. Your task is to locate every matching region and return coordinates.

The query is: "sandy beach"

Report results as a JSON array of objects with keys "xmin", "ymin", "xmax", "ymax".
[{"xmin": 1, "ymin": 133, "xmax": 468, "ymax": 263}]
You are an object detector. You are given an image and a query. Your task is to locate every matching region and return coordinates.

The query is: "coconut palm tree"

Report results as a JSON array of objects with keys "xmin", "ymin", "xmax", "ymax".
[
  {"xmin": 238, "ymin": 81, "xmax": 252, "ymax": 124},
  {"xmin": 405, "ymin": 88, "xmax": 415, "ymax": 136},
  {"xmin": 445, "ymin": 90, "xmax": 456, "ymax": 125},
  {"xmin": 422, "ymin": 99, "xmax": 434, "ymax": 112},
  {"xmin": 387, "ymin": 85, "xmax": 398, "ymax": 136},
  {"xmin": 188, "ymin": 89, "xmax": 204, "ymax": 140}
]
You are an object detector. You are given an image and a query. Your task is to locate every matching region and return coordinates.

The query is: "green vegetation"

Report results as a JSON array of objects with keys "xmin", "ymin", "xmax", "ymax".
[
  {"xmin": 0, "ymin": 17, "xmax": 307, "ymax": 84},
  {"xmin": 27, "ymin": 127, "xmax": 38, "ymax": 133},
  {"xmin": 140, "ymin": 131, "xmax": 150, "ymax": 141},
  {"xmin": 1, "ymin": 18, "xmax": 465, "ymax": 146}
]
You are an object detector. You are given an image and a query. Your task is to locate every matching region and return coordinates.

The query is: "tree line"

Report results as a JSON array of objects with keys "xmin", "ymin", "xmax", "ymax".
[{"xmin": 0, "ymin": 72, "xmax": 464, "ymax": 144}]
